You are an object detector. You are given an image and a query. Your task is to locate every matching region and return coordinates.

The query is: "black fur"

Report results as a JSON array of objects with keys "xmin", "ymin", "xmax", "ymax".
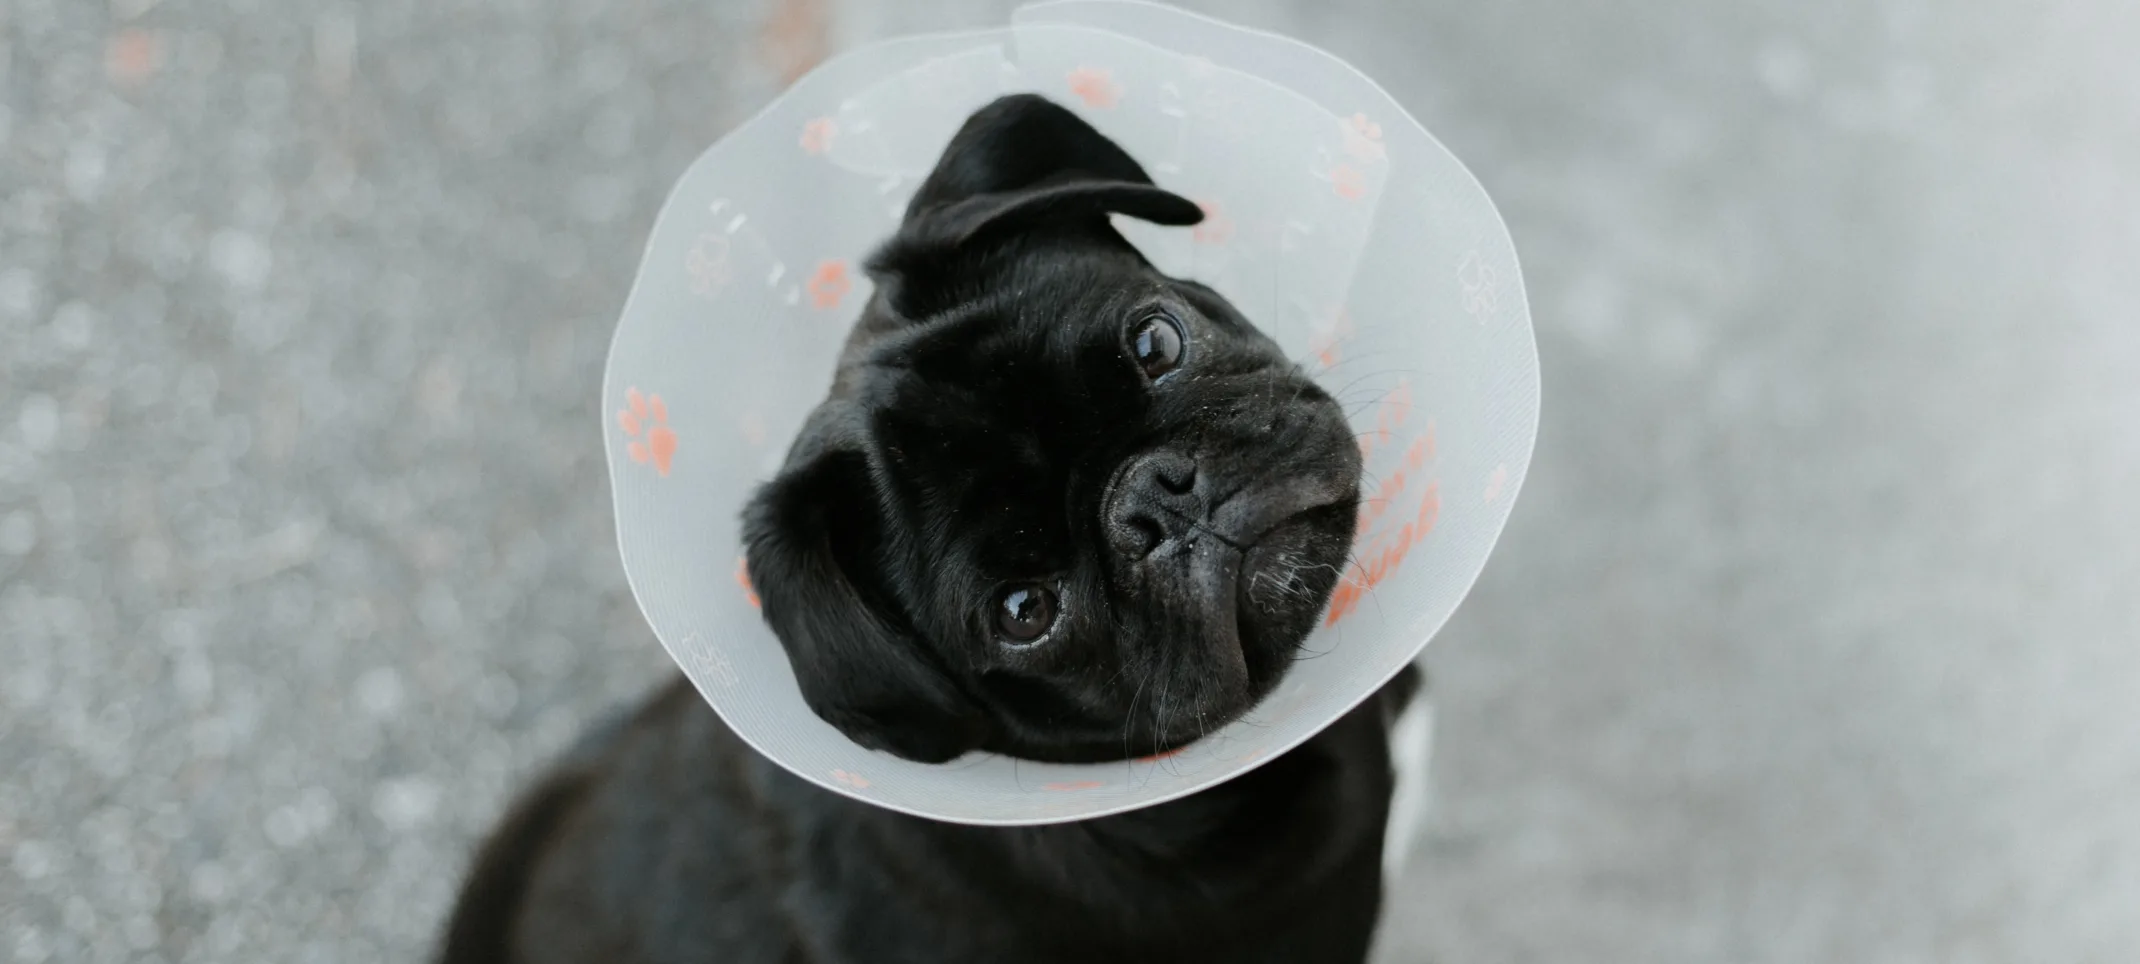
[
  {"xmin": 746, "ymin": 93, "xmax": 1363, "ymax": 766},
  {"xmin": 441, "ymin": 94, "xmax": 1401, "ymax": 963}
]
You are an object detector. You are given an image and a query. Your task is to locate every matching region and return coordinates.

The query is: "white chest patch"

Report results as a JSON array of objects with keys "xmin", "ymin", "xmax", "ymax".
[{"xmin": 1381, "ymin": 679, "xmax": 1436, "ymax": 879}]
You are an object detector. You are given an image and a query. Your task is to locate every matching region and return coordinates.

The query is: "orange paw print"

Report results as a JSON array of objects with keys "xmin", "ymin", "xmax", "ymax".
[
  {"xmin": 799, "ymin": 117, "xmax": 837, "ymax": 155},
  {"xmin": 830, "ymin": 769, "xmax": 871, "ymax": 789},
  {"xmin": 1343, "ymin": 112, "xmax": 1386, "ymax": 162},
  {"xmin": 1067, "ymin": 67, "xmax": 1120, "ymax": 109},
  {"xmin": 1485, "ymin": 463, "xmax": 1510, "ymax": 503},
  {"xmin": 618, "ymin": 387, "xmax": 677, "ymax": 476},
  {"xmin": 686, "ymin": 232, "xmax": 731, "ymax": 295},
  {"xmin": 807, "ymin": 259, "xmax": 851, "ymax": 309},
  {"xmin": 1329, "ymin": 400, "xmax": 1440, "ymax": 627},
  {"xmin": 1357, "ymin": 434, "xmax": 1432, "ymax": 533},
  {"xmin": 1327, "ymin": 480, "xmax": 1440, "ymax": 626},
  {"xmin": 1357, "ymin": 379, "xmax": 1413, "ymax": 462},
  {"xmin": 1331, "ymin": 164, "xmax": 1366, "ymax": 200},
  {"xmin": 1044, "ymin": 780, "xmax": 1105, "ymax": 792}
]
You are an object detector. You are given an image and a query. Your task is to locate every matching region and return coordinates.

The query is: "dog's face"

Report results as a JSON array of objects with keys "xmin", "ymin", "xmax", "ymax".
[{"xmin": 744, "ymin": 95, "xmax": 1362, "ymax": 764}]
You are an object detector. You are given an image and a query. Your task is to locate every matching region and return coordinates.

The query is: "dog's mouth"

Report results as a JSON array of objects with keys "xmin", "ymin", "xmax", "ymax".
[
  {"xmin": 1173, "ymin": 488, "xmax": 1357, "ymax": 706},
  {"xmin": 1236, "ymin": 498, "xmax": 1355, "ymax": 677},
  {"xmin": 1084, "ymin": 450, "xmax": 1361, "ymax": 753},
  {"xmin": 1110, "ymin": 471, "xmax": 1357, "ymax": 640},
  {"xmin": 1239, "ymin": 500, "xmax": 1353, "ymax": 611}
]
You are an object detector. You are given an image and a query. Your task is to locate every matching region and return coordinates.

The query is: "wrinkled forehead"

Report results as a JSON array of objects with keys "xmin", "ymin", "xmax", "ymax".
[
  {"xmin": 862, "ymin": 260, "xmax": 1167, "ymax": 550},
  {"xmin": 894, "ymin": 263, "xmax": 1162, "ymax": 378},
  {"xmin": 867, "ymin": 289, "xmax": 1144, "ymax": 459}
]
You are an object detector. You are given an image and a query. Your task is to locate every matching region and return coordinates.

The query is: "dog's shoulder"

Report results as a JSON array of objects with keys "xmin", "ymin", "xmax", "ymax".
[{"xmin": 438, "ymin": 679, "xmax": 806, "ymax": 964}]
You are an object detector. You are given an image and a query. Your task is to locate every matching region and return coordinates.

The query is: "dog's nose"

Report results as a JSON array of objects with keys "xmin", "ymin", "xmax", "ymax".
[{"xmin": 1104, "ymin": 450, "xmax": 1208, "ymax": 560}]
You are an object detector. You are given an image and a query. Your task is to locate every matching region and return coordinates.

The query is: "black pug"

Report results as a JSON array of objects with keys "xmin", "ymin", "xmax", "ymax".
[{"xmin": 440, "ymin": 94, "xmax": 1418, "ymax": 964}]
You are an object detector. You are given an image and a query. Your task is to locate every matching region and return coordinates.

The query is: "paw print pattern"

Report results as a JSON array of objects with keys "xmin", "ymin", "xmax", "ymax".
[
  {"xmin": 1331, "ymin": 164, "xmax": 1366, "ymax": 200},
  {"xmin": 1484, "ymin": 463, "xmax": 1510, "ymax": 504},
  {"xmin": 686, "ymin": 233, "xmax": 731, "ymax": 295},
  {"xmin": 1343, "ymin": 112, "xmax": 1386, "ymax": 162},
  {"xmin": 683, "ymin": 632, "xmax": 740, "ymax": 687},
  {"xmin": 1044, "ymin": 781, "xmax": 1105, "ymax": 792},
  {"xmin": 1357, "ymin": 380, "xmax": 1413, "ymax": 462},
  {"xmin": 618, "ymin": 387, "xmax": 677, "ymax": 476},
  {"xmin": 807, "ymin": 259, "xmax": 851, "ymax": 309},
  {"xmin": 1067, "ymin": 67, "xmax": 1121, "ymax": 109},
  {"xmin": 1458, "ymin": 251, "xmax": 1500, "ymax": 319},
  {"xmin": 830, "ymin": 769, "xmax": 871, "ymax": 789},
  {"xmin": 1326, "ymin": 481, "xmax": 1439, "ymax": 627},
  {"xmin": 1329, "ymin": 384, "xmax": 1441, "ymax": 627},
  {"xmin": 799, "ymin": 117, "xmax": 837, "ymax": 155},
  {"xmin": 1358, "ymin": 434, "xmax": 1432, "ymax": 533}
]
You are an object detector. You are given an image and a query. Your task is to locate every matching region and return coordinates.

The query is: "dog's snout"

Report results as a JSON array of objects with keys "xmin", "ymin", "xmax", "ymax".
[
  {"xmin": 1153, "ymin": 459, "xmax": 1196, "ymax": 495},
  {"xmin": 1104, "ymin": 451, "xmax": 1206, "ymax": 560},
  {"xmin": 1117, "ymin": 451, "xmax": 1203, "ymax": 505}
]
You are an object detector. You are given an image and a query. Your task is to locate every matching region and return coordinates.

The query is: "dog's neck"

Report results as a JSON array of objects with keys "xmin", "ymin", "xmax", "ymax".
[{"xmin": 831, "ymin": 696, "xmax": 1395, "ymax": 927}]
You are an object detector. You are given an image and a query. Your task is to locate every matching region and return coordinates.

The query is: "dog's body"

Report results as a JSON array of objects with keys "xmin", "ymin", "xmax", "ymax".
[
  {"xmin": 443, "ymin": 95, "xmax": 1414, "ymax": 963},
  {"xmin": 441, "ymin": 670, "xmax": 1416, "ymax": 964}
]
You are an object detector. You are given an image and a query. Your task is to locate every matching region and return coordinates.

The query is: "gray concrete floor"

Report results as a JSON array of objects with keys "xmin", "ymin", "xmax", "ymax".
[{"xmin": 4, "ymin": 1, "xmax": 2136, "ymax": 961}]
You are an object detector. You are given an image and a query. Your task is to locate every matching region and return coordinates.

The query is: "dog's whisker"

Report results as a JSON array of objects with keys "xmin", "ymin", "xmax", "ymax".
[
  {"xmin": 1320, "ymin": 365, "xmax": 1418, "ymax": 400},
  {"xmin": 1152, "ymin": 641, "xmax": 1177, "ymax": 753},
  {"xmin": 1120, "ymin": 656, "xmax": 1155, "ymax": 759}
]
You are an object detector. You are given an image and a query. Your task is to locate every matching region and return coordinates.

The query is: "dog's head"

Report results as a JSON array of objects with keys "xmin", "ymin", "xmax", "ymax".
[{"xmin": 743, "ymin": 95, "xmax": 1362, "ymax": 764}]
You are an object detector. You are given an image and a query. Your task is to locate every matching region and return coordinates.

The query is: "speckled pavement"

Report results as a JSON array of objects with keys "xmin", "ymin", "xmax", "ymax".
[{"xmin": 5, "ymin": 2, "xmax": 2137, "ymax": 962}]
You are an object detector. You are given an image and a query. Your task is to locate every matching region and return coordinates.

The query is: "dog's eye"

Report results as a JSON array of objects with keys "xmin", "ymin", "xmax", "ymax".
[
  {"xmin": 993, "ymin": 583, "xmax": 1058, "ymax": 644},
  {"xmin": 1130, "ymin": 313, "xmax": 1185, "ymax": 380}
]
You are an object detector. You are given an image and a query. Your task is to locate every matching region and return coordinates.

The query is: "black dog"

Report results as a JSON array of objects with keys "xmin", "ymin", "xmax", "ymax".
[{"xmin": 440, "ymin": 94, "xmax": 1415, "ymax": 964}]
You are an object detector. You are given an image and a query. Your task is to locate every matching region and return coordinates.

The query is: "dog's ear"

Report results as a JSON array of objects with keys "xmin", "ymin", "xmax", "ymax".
[
  {"xmin": 869, "ymin": 93, "xmax": 1201, "ymax": 315},
  {"xmin": 902, "ymin": 93, "xmax": 1202, "ymax": 231},
  {"xmin": 742, "ymin": 445, "xmax": 987, "ymax": 764}
]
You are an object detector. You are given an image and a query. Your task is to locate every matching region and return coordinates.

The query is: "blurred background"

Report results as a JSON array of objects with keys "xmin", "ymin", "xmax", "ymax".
[{"xmin": 4, "ymin": 0, "xmax": 2137, "ymax": 961}]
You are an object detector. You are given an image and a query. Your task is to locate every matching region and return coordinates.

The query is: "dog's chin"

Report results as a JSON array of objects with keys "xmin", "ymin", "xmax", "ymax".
[
  {"xmin": 1109, "ymin": 502, "xmax": 1356, "ymax": 759},
  {"xmin": 1236, "ymin": 499, "xmax": 1354, "ymax": 692}
]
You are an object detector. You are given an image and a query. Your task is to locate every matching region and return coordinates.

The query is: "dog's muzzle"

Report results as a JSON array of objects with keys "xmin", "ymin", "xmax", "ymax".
[{"xmin": 1103, "ymin": 449, "xmax": 1352, "ymax": 564}]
